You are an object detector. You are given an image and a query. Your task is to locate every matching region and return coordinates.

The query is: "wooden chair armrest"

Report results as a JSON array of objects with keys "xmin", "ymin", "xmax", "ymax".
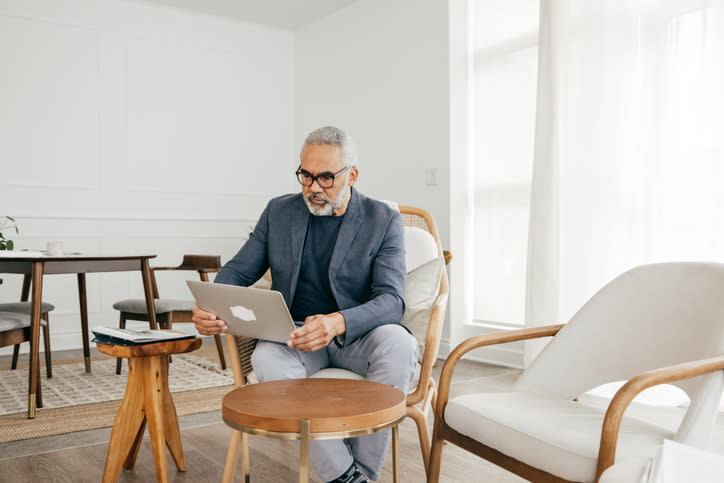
[
  {"xmin": 435, "ymin": 324, "xmax": 564, "ymax": 423},
  {"xmin": 596, "ymin": 353, "xmax": 724, "ymax": 480}
]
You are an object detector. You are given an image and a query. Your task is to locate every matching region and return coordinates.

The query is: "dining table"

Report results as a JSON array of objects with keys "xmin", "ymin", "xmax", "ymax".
[{"xmin": 0, "ymin": 251, "xmax": 158, "ymax": 418}]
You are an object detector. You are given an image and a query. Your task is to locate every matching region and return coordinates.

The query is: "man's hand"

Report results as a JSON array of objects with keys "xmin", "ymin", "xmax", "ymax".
[
  {"xmin": 192, "ymin": 302, "xmax": 228, "ymax": 335},
  {"xmin": 288, "ymin": 312, "xmax": 346, "ymax": 352}
]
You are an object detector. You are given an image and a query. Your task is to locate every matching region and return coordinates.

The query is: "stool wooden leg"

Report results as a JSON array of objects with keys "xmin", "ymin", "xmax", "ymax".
[
  {"xmin": 223, "ymin": 429, "xmax": 241, "ymax": 483},
  {"xmin": 144, "ymin": 356, "xmax": 170, "ymax": 482},
  {"xmin": 299, "ymin": 419, "xmax": 310, "ymax": 483},
  {"xmin": 103, "ymin": 359, "xmax": 147, "ymax": 483},
  {"xmin": 160, "ymin": 363, "xmax": 186, "ymax": 472}
]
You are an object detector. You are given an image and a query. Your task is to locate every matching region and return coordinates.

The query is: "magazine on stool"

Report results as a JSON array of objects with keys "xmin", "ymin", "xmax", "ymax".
[{"xmin": 92, "ymin": 326, "xmax": 195, "ymax": 346}]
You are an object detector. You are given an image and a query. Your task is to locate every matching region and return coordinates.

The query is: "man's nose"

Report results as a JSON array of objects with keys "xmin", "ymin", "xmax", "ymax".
[{"xmin": 309, "ymin": 179, "xmax": 325, "ymax": 192}]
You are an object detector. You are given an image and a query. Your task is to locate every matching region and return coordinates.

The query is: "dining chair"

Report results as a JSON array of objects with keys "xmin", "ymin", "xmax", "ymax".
[
  {"xmin": 427, "ymin": 262, "xmax": 724, "ymax": 483},
  {"xmin": 221, "ymin": 204, "xmax": 451, "ymax": 480},
  {"xmin": 111, "ymin": 254, "xmax": 226, "ymax": 374},
  {"xmin": 0, "ymin": 276, "xmax": 53, "ymax": 377},
  {"xmin": 1, "ymin": 310, "xmax": 50, "ymax": 407}
]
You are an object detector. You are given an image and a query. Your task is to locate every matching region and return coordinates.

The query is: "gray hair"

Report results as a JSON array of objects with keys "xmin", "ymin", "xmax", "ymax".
[{"xmin": 302, "ymin": 126, "xmax": 358, "ymax": 167}]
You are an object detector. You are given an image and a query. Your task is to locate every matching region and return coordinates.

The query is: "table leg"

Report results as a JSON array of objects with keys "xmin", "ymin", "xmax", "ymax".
[
  {"xmin": 299, "ymin": 419, "xmax": 310, "ymax": 483},
  {"xmin": 77, "ymin": 273, "xmax": 91, "ymax": 372},
  {"xmin": 140, "ymin": 258, "xmax": 158, "ymax": 330},
  {"xmin": 393, "ymin": 425, "xmax": 400, "ymax": 483},
  {"xmin": 27, "ymin": 262, "xmax": 44, "ymax": 419},
  {"xmin": 241, "ymin": 432, "xmax": 250, "ymax": 483}
]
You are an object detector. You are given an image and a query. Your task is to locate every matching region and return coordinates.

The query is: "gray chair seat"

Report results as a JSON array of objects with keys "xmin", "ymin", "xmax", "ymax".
[
  {"xmin": 0, "ymin": 301, "xmax": 55, "ymax": 314},
  {"xmin": 0, "ymin": 311, "xmax": 48, "ymax": 331},
  {"xmin": 112, "ymin": 298, "xmax": 194, "ymax": 314}
]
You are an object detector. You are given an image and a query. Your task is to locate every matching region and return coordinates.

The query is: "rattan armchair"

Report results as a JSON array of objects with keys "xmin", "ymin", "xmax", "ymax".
[{"xmin": 222, "ymin": 205, "xmax": 450, "ymax": 481}]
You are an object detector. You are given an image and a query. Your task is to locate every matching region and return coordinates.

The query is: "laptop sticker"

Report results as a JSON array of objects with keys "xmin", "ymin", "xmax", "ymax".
[{"xmin": 230, "ymin": 305, "xmax": 256, "ymax": 321}]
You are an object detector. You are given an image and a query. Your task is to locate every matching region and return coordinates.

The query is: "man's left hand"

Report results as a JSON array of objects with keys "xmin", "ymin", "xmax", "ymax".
[{"xmin": 288, "ymin": 312, "xmax": 346, "ymax": 352}]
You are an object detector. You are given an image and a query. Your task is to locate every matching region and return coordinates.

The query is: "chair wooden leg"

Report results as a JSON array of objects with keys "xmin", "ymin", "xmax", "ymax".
[
  {"xmin": 42, "ymin": 314, "xmax": 52, "ymax": 378},
  {"xmin": 427, "ymin": 423, "xmax": 445, "ymax": 483},
  {"xmin": 213, "ymin": 334, "xmax": 227, "ymax": 370},
  {"xmin": 11, "ymin": 344, "xmax": 20, "ymax": 369},
  {"xmin": 407, "ymin": 405, "xmax": 432, "ymax": 472},
  {"xmin": 223, "ymin": 429, "xmax": 242, "ymax": 483},
  {"xmin": 116, "ymin": 313, "xmax": 126, "ymax": 375}
]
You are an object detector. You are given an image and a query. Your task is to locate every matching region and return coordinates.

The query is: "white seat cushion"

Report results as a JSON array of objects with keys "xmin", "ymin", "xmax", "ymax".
[
  {"xmin": 0, "ymin": 311, "xmax": 47, "ymax": 331},
  {"xmin": 112, "ymin": 298, "xmax": 193, "ymax": 314},
  {"xmin": 445, "ymin": 391, "xmax": 673, "ymax": 482},
  {"xmin": 0, "ymin": 301, "xmax": 55, "ymax": 314}
]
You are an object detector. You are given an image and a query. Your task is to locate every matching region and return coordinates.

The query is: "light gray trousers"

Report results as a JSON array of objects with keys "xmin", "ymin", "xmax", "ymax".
[{"xmin": 251, "ymin": 324, "xmax": 417, "ymax": 482}]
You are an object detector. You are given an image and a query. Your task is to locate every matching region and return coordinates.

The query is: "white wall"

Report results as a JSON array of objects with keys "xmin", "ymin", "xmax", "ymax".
[
  {"xmin": 0, "ymin": 0, "xmax": 295, "ymax": 353},
  {"xmin": 294, "ymin": 0, "xmax": 451, "ymax": 249}
]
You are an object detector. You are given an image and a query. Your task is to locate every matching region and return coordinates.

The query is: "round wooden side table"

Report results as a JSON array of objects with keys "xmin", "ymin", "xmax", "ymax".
[
  {"xmin": 96, "ymin": 337, "xmax": 202, "ymax": 483},
  {"xmin": 222, "ymin": 378, "xmax": 407, "ymax": 483}
]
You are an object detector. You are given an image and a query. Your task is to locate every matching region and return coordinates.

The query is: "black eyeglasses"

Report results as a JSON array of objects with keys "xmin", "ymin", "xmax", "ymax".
[{"xmin": 295, "ymin": 165, "xmax": 352, "ymax": 189}]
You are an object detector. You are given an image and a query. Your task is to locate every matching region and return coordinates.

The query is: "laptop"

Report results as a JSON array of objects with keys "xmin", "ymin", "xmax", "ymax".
[{"xmin": 186, "ymin": 280, "xmax": 297, "ymax": 343}]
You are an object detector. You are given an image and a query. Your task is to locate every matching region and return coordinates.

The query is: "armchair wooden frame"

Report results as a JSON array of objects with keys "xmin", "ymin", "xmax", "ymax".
[
  {"xmin": 427, "ymin": 324, "xmax": 724, "ymax": 483},
  {"xmin": 114, "ymin": 254, "xmax": 226, "ymax": 374},
  {"xmin": 221, "ymin": 205, "xmax": 450, "ymax": 481}
]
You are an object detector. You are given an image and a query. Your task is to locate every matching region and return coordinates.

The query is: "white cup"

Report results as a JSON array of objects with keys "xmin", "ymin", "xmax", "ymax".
[{"xmin": 46, "ymin": 241, "xmax": 64, "ymax": 256}]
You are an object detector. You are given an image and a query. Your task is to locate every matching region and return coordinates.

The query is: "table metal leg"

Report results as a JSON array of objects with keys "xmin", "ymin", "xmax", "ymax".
[
  {"xmin": 393, "ymin": 425, "xmax": 400, "ymax": 483},
  {"xmin": 77, "ymin": 273, "xmax": 91, "ymax": 372},
  {"xmin": 299, "ymin": 419, "xmax": 311, "ymax": 483},
  {"xmin": 241, "ymin": 432, "xmax": 250, "ymax": 483}
]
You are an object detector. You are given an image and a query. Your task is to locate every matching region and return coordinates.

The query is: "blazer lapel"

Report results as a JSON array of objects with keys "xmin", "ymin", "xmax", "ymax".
[
  {"xmin": 289, "ymin": 198, "xmax": 310, "ymax": 302},
  {"xmin": 329, "ymin": 188, "xmax": 362, "ymax": 278}
]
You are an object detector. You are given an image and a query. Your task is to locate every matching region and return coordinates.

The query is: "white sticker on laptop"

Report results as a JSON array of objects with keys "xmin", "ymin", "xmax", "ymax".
[{"xmin": 230, "ymin": 305, "xmax": 256, "ymax": 321}]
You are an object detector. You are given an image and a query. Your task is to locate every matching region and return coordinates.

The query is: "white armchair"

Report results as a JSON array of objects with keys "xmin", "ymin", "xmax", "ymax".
[{"xmin": 428, "ymin": 262, "xmax": 724, "ymax": 483}]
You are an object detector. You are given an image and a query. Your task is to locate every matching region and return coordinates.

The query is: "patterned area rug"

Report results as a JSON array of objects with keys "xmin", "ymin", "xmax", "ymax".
[
  {"xmin": 0, "ymin": 354, "xmax": 234, "ymax": 416},
  {"xmin": 0, "ymin": 355, "xmax": 235, "ymax": 443}
]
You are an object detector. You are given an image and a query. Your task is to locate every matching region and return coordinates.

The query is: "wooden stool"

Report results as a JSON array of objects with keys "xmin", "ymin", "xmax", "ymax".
[
  {"xmin": 96, "ymin": 338, "xmax": 202, "ymax": 483},
  {"xmin": 222, "ymin": 378, "xmax": 407, "ymax": 483}
]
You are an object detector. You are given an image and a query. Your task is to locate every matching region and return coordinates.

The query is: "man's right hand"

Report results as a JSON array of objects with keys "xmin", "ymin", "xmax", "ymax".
[{"xmin": 192, "ymin": 302, "xmax": 228, "ymax": 335}]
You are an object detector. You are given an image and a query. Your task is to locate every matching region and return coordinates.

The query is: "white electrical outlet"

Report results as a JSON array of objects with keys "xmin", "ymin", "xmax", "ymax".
[{"xmin": 424, "ymin": 168, "xmax": 438, "ymax": 186}]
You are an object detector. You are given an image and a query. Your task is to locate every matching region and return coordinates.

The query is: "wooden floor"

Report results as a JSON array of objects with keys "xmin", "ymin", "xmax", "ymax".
[{"xmin": 0, "ymin": 341, "xmax": 525, "ymax": 482}]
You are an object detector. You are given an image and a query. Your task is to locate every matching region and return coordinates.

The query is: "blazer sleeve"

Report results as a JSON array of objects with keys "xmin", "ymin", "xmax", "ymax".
[
  {"xmin": 337, "ymin": 211, "xmax": 406, "ymax": 345},
  {"xmin": 214, "ymin": 203, "xmax": 271, "ymax": 287}
]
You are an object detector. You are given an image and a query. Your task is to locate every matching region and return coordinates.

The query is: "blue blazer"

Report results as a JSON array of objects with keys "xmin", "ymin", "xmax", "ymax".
[{"xmin": 215, "ymin": 187, "xmax": 406, "ymax": 345}]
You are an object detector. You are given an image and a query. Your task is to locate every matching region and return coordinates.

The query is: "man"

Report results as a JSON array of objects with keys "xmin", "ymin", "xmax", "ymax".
[{"xmin": 193, "ymin": 126, "xmax": 417, "ymax": 483}]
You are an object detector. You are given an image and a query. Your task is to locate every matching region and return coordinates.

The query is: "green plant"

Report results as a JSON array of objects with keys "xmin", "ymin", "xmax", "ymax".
[{"xmin": 0, "ymin": 216, "xmax": 18, "ymax": 250}]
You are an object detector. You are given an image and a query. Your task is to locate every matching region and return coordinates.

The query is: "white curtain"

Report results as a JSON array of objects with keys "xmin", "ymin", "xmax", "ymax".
[{"xmin": 525, "ymin": 0, "xmax": 724, "ymax": 363}]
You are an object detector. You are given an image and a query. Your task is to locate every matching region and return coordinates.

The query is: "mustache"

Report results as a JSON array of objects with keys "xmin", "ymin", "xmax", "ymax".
[{"xmin": 306, "ymin": 193, "xmax": 330, "ymax": 203}]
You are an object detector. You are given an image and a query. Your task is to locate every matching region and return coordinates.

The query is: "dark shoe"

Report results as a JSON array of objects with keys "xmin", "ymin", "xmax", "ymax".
[{"xmin": 327, "ymin": 464, "xmax": 369, "ymax": 483}]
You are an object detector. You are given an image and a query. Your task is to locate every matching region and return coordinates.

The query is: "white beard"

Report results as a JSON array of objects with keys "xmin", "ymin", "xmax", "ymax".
[{"xmin": 304, "ymin": 184, "xmax": 350, "ymax": 216}]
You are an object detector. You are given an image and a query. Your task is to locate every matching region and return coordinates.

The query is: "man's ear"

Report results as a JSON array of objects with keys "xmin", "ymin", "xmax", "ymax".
[{"xmin": 347, "ymin": 167, "xmax": 359, "ymax": 186}]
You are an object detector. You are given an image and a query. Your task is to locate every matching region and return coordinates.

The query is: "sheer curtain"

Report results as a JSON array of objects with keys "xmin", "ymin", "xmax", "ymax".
[{"xmin": 525, "ymin": 0, "xmax": 724, "ymax": 363}]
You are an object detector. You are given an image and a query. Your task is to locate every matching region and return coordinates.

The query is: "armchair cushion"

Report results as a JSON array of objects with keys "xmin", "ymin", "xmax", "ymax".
[
  {"xmin": 112, "ymin": 298, "xmax": 193, "ymax": 314},
  {"xmin": 400, "ymin": 226, "xmax": 443, "ymax": 359},
  {"xmin": 446, "ymin": 391, "xmax": 674, "ymax": 483}
]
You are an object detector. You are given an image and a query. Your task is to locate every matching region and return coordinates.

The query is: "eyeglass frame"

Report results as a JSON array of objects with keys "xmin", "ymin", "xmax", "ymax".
[{"xmin": 295, "ymin": 164, "xmax": 352, "ymax": 189}]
